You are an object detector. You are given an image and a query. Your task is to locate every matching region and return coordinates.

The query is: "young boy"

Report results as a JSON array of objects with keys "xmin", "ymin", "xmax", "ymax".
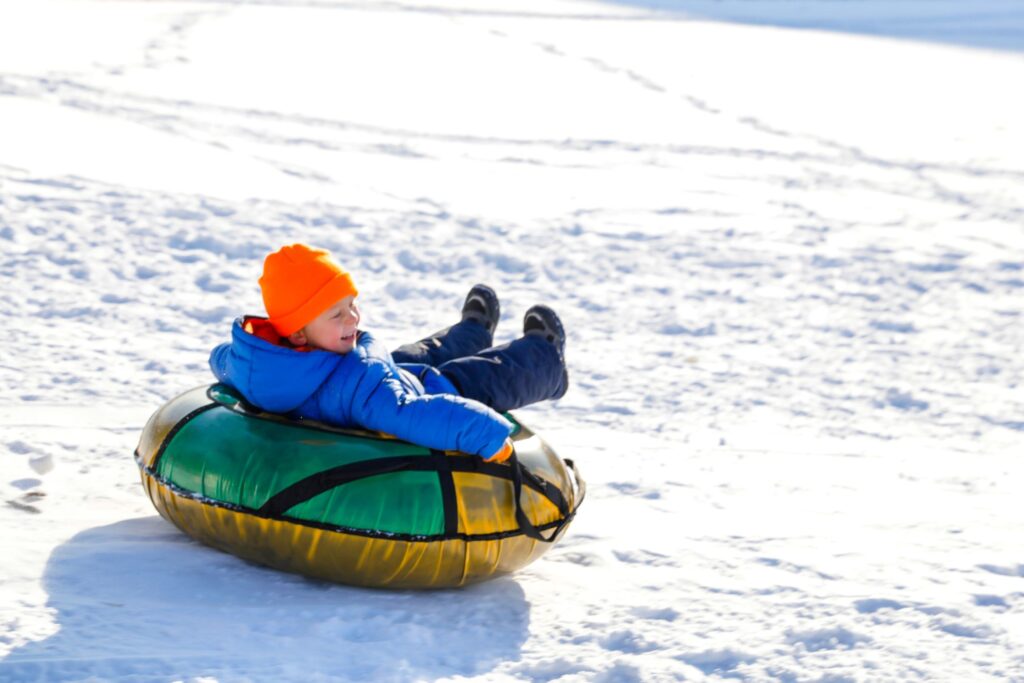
[{"xmin": 209, "ymin": 244, "xmax": 568, "ymax": 463}]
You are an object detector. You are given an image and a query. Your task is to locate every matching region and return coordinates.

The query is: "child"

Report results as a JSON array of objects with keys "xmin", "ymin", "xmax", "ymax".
[{"xmin": 209, "ymin": 244, "xmax": 568, "ymax": 463}]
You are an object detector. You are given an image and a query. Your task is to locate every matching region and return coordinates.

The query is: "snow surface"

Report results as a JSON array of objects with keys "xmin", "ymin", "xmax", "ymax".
[{"xmin": 1, "ymin": 0, "xmax": 1023, "ymax": 681}]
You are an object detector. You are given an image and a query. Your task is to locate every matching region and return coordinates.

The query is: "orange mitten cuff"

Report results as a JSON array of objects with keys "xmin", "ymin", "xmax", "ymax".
[{"xmin": 484, "ymin": 438, "xmax": 514, "ymax": 463}]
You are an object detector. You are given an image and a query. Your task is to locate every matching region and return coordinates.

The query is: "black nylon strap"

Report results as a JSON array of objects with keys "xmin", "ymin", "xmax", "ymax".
[
  {"xmin": 432, "ymin": 449, "xmax": 460, "ymax": 537},
  {"xmin": 509, "ymin": 453, "xmax": 576, "ymax": 543},
  {"xmin": 257, "ymin": 455, "xmax": 438, "ymax": 516},
  {"xmin": 150, "ymin": 402, "xmax": 220, "ymax": 471},
  {"xmin": 511, "ymin": 456, "xmax": 557, "ymax": 542},
  {"xmin": 446, "ymin": 457, "xmax": 572, "ymax": 518},
  {"xmin": 255, "ymin": 451, "xmax": 582, "ymax": 543},
  {"xmin": 426, "ymin": 453, "xmax": 579, "ymax": 543}
]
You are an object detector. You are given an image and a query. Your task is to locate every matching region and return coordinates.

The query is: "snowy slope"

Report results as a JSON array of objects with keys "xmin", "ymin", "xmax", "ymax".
[
  {"xmin": 1, "ymin": 1, "xmax": 1023, "ymax": 681},
  {"xmin": 607, "ymin": 0, "xmax": 1024, "ymax": 51}
]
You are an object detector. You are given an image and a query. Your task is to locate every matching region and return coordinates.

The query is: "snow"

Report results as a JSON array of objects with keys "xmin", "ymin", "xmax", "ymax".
[{"xmin": 2, "ymin": 0, "xmax": 1023, "ymax": 680}]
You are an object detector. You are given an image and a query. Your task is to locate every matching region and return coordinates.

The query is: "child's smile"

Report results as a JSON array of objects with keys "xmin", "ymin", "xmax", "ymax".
[{"xmin": 338, "ymin": 329, "xmax": 357, "ymax": 350}]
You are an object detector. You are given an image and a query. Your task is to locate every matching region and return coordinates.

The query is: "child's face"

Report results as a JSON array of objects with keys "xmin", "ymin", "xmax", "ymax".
[{"xmin": 294, "ymin": 295, "xmax": 360, "ymax": 353}]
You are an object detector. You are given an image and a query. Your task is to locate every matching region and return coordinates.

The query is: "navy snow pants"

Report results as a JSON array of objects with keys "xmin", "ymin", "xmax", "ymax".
[{"xmin": 392, "ymin": 319, "xmax": 567, "ymax": 414}]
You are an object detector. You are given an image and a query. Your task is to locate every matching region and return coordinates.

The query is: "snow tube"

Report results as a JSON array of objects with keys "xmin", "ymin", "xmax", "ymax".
[{"xmin": 134, "ymin": 384, "xmax": 584, "ymax": 589}]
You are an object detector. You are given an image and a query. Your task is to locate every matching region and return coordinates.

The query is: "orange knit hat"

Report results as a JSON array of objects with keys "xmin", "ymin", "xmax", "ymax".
[{"xmin": 259, "ymin": 244, "xmax": 358, "ymax": 336}]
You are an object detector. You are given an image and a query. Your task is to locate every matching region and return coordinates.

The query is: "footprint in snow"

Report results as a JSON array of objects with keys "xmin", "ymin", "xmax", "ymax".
[
  {"xmin": 757, "ymin": 556, "xmax": 838, "ymax": 580},
  {"xmin": 164, "ymin": 207, "xmax": 207, "ymax": 221},
  {"xmin": 676, "ymin": 648, "xmax": 755, "ymax": 676},
  {"xmin": 607, "ymin": 481, "xmax": 661, "ymax": 499},
  {"xmin": 6, "ymin": 441, "xmax": 35, "ymax": 455},
  {"xmin": 935, "ymin": 620, "xmax": 994, "ymax": 639},
  {"xmin": 977, "ymin": 563, "xmax": 1024, "ymax": 578},
  {"xmin": 878, "ymin": 388, "xmax": 929, "ymax": 412},
  {"xmin": 598, "ymin": 629, "xmax": 659, "ymax": 654},
  {"xmin": 195, "ymin": 273, "xmax": 232, "ymax": 293},
  {"xmin": 854, "ymin": 598, "xmax": 906, "ymax": 613},
  {"xmin": 786, "ymin": 626, "xmax": 870, "ymax": 652},
  {"xmin": 870, "ymin": 320, "xmax": 917, "ymax": 334},
  {"xmin": 630, "ymin": 605, "xmax": 679, "ymax": 621},
  {"xmin": 973, "ymin": 594, "xmax": 1009, "ymax": 609},
  {"xmin": 612, "ymin": 549, "xmax": 677, "ymax": 567},
  {"xmin": 551, "ymin": 551, "xmax": 602, "ymax": 567}
]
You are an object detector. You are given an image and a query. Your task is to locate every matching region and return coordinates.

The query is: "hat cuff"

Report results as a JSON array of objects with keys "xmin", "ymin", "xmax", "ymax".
[{"xmin": 269, "ymin": 273, "xmax": 358, "ymax": 337}]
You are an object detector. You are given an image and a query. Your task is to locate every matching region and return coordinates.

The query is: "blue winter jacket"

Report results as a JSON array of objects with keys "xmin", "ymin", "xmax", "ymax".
[{"xmin": 209, "ymin": 317, "xmax": 512, "ymax": 457}]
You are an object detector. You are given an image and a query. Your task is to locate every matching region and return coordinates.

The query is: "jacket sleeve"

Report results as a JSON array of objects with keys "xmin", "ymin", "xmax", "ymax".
[
  {"xmin": 343, "ymin": 358, "xmax": 512, "ymax": 457},
  {"xmin": 355, "ymin": 330, "xmax": 392, "ymax": 362},
  {"xmin": 209, "ymin": 343, "xmax": 231, "ymax": 383}
]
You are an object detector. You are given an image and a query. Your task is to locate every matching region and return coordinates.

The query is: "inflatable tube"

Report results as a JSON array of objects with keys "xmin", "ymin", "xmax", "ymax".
[{"xmin": 134, "ymin": 384, "xmax": 585, "ymax": 589}]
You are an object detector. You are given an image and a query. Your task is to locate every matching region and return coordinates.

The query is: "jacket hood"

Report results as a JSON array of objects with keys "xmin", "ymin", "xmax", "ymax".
[{"xmin": 210, "ymin": 317, "xmax": 341, "ymax": 413}]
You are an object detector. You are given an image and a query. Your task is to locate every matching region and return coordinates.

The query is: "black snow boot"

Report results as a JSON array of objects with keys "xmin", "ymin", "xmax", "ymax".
[
  {"xmin": 523, "ymin": 304, "xmax": 569, "ymax": 399},
  {"xmin": 461, "ymin": 284, "xmax": 500, "ymax": 333},
  {"xmin": 523, "ymin": 304, "xmax": 566, "ymax": 358}
]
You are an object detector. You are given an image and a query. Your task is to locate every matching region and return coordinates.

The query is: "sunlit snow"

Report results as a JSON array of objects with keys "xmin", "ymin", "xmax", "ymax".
[{"xmin": 1, "ymin": 0, "xmax": 1022, "ymax": 681}]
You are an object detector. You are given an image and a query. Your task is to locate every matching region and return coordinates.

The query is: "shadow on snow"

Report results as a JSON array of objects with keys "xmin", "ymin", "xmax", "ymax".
[{"xmin": 1, "ymin": 517, "xmax": 530, "ymax": 682}]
